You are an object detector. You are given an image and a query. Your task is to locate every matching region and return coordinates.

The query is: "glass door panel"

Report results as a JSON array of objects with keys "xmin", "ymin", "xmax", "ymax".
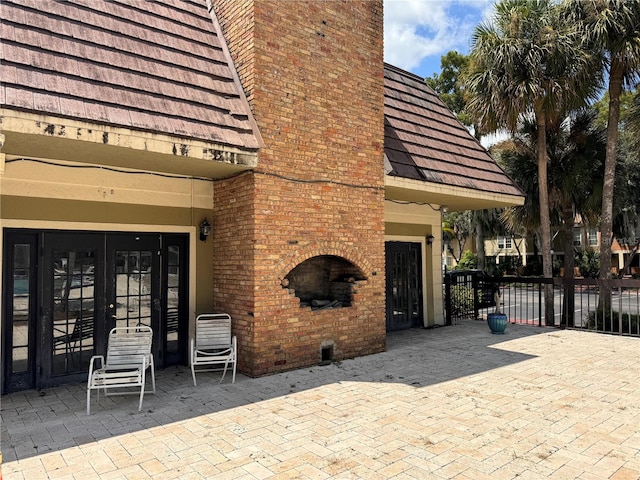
[
  {"xmin": 166, "ymin": 246, "xmax": 181, "ymax": 355},
  {"xmin": 41, "ymin": 233, "xmax": 104, "ymax": 389},
  {"xmin": 51, "ymin": 250, "xmax": 96, "ymax": 376},
  {"xmin": 162, "ymin": 235, "xmax": 188, "ymax": 366},
  {"xmin": 107, "ymin": 234, "xmax": 161, "ymax": 362},
  {"xmin": 113, "ymin": 249, "xmax": 154, "ymax": 329},
  {"xmin": 2, "ymin": 233, "xmax": 38, "ymax": 393},
  {"xmin": 12, "ymin": 244, "xmax": 31, "ymax": 375}
]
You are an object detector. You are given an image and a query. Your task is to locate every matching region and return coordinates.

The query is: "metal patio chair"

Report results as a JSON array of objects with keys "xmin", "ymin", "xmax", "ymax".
[
  {"xmin": 191, "ymin": 313, "xmax": 237, "ymax": 386},
  {"xmin": 86, "ymin": 325, "xmax": 155, "ymax": 414}
]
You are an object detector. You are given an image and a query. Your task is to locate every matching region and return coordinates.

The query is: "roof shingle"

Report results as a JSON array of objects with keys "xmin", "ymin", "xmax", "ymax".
[
  {"xmin": 0, "ymin": 0, "xmax": 260, "ymax": 151},
  {"xmin": 384, "ymin": 63, "xmax": 523, "ymax": 198}
]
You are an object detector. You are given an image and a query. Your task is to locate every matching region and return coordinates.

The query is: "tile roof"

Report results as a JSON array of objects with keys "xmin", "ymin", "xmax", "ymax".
[
  {"xmin": 384, "ymin": 63, "xmax": 524, "ymax": 198},
  {"xmin": 0, "ymin": 0, "xmax": 260, "ymax": 151}
]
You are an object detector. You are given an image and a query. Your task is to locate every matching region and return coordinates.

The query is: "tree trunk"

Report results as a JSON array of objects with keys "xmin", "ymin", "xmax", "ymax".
[
  {"xmin": 561, "ymin": 201, "xmax": 575, "ymax": 328},
  {"xmin": 475, "ymin": 212, "xmax": 486, "ymax": 271},
  {"xmin": 512, "ymin": 236, "xmax": 524, "ymax": 271},
  {"xmin": 535, "ymin": 105, "xmax": 555, "ymax": 326},
  {"xmin": 599, "ymin": 59, "xmax": 624, "ymax": 312}
]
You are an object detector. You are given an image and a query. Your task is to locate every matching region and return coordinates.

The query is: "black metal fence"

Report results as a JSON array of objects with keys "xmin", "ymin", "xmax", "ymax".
[{"xmin": 444, "ymin": 270, "xmax": 640, "ymax": 337}]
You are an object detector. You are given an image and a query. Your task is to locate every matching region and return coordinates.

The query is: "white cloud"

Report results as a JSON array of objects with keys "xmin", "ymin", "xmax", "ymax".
[
  {"xmin": 480, "ymin": 129, "xmax": 510, "ymax": 148},
  {"xmin": 384, "ymin": 0, "xmax": 492, "ymax": 73}
]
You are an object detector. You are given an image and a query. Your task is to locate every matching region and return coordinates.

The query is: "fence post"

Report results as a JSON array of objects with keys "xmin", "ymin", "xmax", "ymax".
[
  {"xmin": 444, "ymin": 272, "xmax": 452, "ymax": 326},
  {"xmin": 619, "ymin": 286, "xmax": 623, "ymax": 334},
  {"xmin": 472, "ymin": 272, "xmax": 479, "ymax": 321},
  {"xmin": 538, "ymin": 281, "xmax": 543, "ymax": 327}
]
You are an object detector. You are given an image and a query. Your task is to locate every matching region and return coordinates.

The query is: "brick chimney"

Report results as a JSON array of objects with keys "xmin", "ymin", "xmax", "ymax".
[{"xmin": 211, "ymin": 0, "xmax": 386, "ymax": 376}]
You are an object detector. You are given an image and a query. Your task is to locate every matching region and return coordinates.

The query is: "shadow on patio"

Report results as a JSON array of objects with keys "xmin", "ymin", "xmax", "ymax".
[{"xmin": 1, "ymin": 320, "xmax": 545, "ymax": 464}]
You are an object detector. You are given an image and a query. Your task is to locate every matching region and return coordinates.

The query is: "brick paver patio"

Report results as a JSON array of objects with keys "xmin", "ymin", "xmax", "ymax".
[{"xmin": 2, "ymin": 320, "xmax": 639, "ymax": 479}]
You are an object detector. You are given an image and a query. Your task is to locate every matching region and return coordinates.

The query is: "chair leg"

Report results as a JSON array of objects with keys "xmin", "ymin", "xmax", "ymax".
[
  {"xmin": 219, "ymin": 361, "xmax": 229, "ymax": 384},
  {"xmin": 191, "ymin": 364, "xmax": 197, "ymax": 387},
  {"xmin": 149, "ymin": 357, "xmax": 156, "ymax": 394},
  {"xmin": 87, "ymin": 387, "xmax": 91, "ymax": 415},
  {"xmin": 138, "ymin": 371, "xmax": 145, "ymax": 412},
  {"xmin": 232, "ymin": 360, "xmax": 237, "ymax": 384}
]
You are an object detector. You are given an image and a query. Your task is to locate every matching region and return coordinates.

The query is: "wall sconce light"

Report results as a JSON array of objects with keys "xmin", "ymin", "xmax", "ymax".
[
  {"xmin": 199, "ymin": 219, "xmax": 212, "ymax": 242},
  {"xmin": 440, "ymin": 205, "xmax": 449, "ymax": 214},
  {"xmin": 426, "ymin": 234, "xmax": 435, "ymax": 246}
]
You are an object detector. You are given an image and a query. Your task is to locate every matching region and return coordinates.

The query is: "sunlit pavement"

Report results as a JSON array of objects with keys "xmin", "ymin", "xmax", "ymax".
[{"xmin": 2, "ymin": 320, "xmax": 639, "ymax": 479}]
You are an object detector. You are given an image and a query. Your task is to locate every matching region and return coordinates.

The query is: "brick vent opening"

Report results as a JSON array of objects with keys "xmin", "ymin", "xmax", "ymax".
[{"xmin": 282, "ymin": 255, "xmax": 366, "ymax": 309}]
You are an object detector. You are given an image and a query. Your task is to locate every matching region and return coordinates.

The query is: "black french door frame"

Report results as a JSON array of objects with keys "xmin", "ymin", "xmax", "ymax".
[
  {"xmin": 161, "ymin": 234, "xmax": 189, "ymax": 367},
  {"xmin": 105, "ymin": 233, "xmax": 162, "ymax": 360},
  {"xmin": 385, "ymin": 241, "xmax": 424, "ymax": 331},
  {"xmin": 41, "ymin": 232, "xmax": 106, "ymax": 389},
  {"xmin": 2, "ymin": 229, "xmax": 189, "ymax": 394}
]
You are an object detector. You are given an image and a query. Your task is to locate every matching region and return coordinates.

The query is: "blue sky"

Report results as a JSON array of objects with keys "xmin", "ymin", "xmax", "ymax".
[{"xmin": 383, "ymin": 0, "xmax": 494, "ymax": 79}]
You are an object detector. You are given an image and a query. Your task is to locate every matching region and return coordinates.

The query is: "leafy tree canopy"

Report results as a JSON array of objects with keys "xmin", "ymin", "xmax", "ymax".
[
  {"xmin": 425, "ymin": 51, "xmax": 473, "ymax": 127},
  {"xmin": 592, "ymin": 90, "xmax": 636, "ymax": 129}
]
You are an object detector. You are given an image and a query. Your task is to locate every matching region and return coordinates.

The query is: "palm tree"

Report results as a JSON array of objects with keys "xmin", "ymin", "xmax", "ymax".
[
  {"xmin": 442, "ymin": 211, "xmax": 474, "ymax": 264},
  {"xmin": 498, "ymin": 110, "xmax": 606, "ymax": 326},
  {"xmin": 565, "ymin": 1, "xmax": 640, "ymax": 307},
  {"xmin": 473, "ymin": 209, "xmax": 504, "ymax": 272},
  {"xmin": 547, "ymin": 112, "xmax": 605, "ymax": 326},
  {"xmin": 466, "ymin": 0, "xmax": 600, "ymax": 325}
]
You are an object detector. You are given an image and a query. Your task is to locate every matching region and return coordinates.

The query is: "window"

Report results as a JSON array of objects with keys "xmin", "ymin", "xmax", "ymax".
[
  {"xmin": 574, "ymin": 231, "xmax": 582, "ymax": 246},
  {"xmin": 588, "ymin": 229, "xmax": 598, "ymax": 247},
  {"xmin": 497, "ymin": 236, "xmax": 512, "ymax": 249}
]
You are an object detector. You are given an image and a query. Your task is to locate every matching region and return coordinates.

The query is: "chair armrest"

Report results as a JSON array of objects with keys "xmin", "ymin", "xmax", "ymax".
[{"xmin": 88, "ymin": 355, "xmax": 104, "ymax": 378}]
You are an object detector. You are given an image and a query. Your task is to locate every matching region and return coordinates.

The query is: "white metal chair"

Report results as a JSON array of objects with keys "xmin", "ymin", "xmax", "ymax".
[
  {"xmin": 86, "ymin": 325, "xmax": 155, "ymax": 414},
  {"xmin": 191, "ymin": 313, "xmax": 237, "ymax": 386}
]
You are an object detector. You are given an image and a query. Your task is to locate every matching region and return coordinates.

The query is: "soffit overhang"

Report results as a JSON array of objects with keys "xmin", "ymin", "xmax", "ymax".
[
  {"xmin": 385, "ymin": 175, "xmax": 526, "ymax": 212},
  {"xmin": 1, "ymin": 110, "xmax": 256, "ymax": 179}
]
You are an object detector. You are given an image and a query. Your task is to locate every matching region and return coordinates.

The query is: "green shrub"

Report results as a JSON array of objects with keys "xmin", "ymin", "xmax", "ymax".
[
  {"xmin": 522, "ymin": 258, "xmax": 542, "ymax": 276},
  {"xmin": 449, "ymin": 285, "xmax": 475, "ymax": 317},
  {"xmin": 455, "ymin": 250, "xmax": 477, "ymax": 270},
  {"xmin": 485, "ymin": 262, "xmax": 506, "ymax": 277},
  {"xmin": 575, "ymin": 247, "xmax": 599, "ymax": 278},
  {"xmin": 587, "ymin": 308, "xmax": 640, "ymax": 334}
]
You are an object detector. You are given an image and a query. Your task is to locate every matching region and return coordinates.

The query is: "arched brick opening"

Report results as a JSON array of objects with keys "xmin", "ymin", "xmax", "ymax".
[{"xmin": 282, "ymin": 255, "xmax": 367, "ymax": 309}]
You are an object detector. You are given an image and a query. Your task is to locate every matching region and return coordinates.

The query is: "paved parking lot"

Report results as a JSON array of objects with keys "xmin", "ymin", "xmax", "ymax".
[{"xmin": 2, "ymin": 319, "xmax": 639, "ymax": 479}]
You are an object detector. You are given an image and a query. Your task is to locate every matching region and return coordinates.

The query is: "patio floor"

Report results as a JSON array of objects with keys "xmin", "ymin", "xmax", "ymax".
[{"xmin": 2, "ymin": 319, "xmax": 639, "ymax": 479}]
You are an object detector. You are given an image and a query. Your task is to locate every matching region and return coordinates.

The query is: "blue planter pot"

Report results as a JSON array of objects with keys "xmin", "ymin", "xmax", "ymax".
[{"xmin": 487, "ymin": 313, "xmax": 508, "ymax": 334}]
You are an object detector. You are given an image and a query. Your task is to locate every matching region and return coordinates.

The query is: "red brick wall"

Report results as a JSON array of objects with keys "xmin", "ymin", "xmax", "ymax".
[
  {"xmin": 213, "ymin": 0, "xmax": 386, "ymax": 376},
  {"xmin": 212, "ymin": 172, "xmax": 257, "ymax": 370}
]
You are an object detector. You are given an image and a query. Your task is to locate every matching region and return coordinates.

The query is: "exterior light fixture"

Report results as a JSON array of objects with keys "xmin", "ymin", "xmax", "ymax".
[
  {"xmin": 426, "ymin": 234, "xmax": 435, "ymax": 246},
  {"xmin": 199, "ymin": 219, "xmax": 212, "ymax": 242}
]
